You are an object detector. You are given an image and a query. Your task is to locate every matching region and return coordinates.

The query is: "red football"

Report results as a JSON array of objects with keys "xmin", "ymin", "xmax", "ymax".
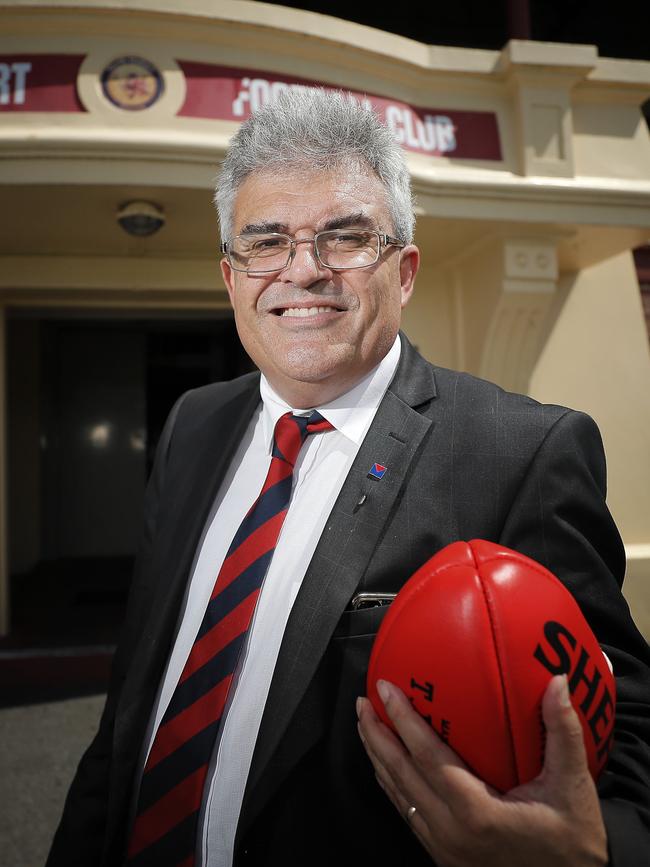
[{"xmin": 367, "ymin": 540, "xmax": 615, "ymax": 792}]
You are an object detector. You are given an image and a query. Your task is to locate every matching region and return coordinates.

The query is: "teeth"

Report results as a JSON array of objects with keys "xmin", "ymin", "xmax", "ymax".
[{"xmin": 280, "ymin": 306, "xmax": 338, "ymax": 317}]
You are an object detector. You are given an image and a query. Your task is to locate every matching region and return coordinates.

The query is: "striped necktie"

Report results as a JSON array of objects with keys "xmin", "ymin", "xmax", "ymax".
[{"xmin": 127, "ymin": 411, "xmax": 333, "ymax": 867}]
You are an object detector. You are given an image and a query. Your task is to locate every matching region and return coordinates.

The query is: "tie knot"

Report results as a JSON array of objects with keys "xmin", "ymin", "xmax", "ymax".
[{"xmin": 272, "ymin": 411, "xmax": 333, "ymax": 467}]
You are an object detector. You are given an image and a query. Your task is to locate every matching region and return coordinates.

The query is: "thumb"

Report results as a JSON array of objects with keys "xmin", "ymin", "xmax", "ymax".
[{"xmin": 541, "ymin": 674, "xmax": 590, "ymax": 785}]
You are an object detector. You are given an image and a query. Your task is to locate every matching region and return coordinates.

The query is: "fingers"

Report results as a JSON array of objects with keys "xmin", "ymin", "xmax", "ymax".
[
  {"xmin": 541, "ymin": 674, "xmax": 591, "ymax": 784},
  {"xmin": 357, "ymin": 681, "xmax": 488, "ymax": 816},
  {"xmin": 357, "ymin": 693, "xmax": 439, "ymax": 850},
  {"xmin": 357, "ymin": 682, "xmax": 499, "ymax": 862},
  {"xmin": 374, "ymin": 680, "xmax": 462, "ymax": 774},
  {"xmin": 358, "ymin": 677, "xmax": 608, "ymax": 867},
  {"xmin": 356, "ymin": 691, "xmax": 437, "ymax": 809},
  {"xmin": 379, "ymin": 680, "xmax": 497, "ymax": 808},
  {"xmin": 537, "ymin": 675, "xmax": 608, "ymax": 863}
]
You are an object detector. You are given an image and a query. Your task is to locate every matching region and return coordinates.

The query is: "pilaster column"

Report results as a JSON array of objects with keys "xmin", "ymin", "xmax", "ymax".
[
  {"xmin": 499, "ymin": 40, "xmax": 596, "ymax": 178},
  {"xmin": 453, "ymin": 236, "xmax": 559, "ymax": 394}
]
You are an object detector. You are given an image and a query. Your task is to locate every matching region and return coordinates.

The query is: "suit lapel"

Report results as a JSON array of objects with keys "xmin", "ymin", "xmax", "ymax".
[{"xmin": 243, "ymin": 336, "xmax": 437, "ymax": 809}]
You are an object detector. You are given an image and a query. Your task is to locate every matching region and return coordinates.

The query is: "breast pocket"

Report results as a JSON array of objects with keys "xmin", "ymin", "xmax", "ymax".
[{"xmin": 332, "ymin": 600, "xmax": 393, "ymax": 640}]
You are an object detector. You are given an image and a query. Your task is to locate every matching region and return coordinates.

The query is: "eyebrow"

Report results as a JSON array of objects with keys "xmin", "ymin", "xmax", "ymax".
[
  {"xmin": 322, "ymin": 213, "xmax": 378, "ymax": 232},
  {"xmin": 240, "ymin": 221, "xmax": 287, "ymax": 235},
  {"xmin": 238, "ymin": 212, "xmax": 379, "ymax": 236}
]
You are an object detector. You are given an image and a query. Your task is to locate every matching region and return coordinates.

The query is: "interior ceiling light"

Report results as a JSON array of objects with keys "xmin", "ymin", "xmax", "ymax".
[{"xmin": 117, "ymin": 200, "xmax": 165, "ymax": 236}]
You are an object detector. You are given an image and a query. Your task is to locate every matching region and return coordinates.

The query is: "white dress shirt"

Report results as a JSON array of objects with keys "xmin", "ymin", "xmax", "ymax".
[{"xmin": 141, "ymin": 335, "xmax": 401, "ymax": 866}]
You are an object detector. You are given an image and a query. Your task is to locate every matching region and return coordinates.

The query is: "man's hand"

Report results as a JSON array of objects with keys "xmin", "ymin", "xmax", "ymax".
[{"xmin": 356, "ymin": 674, "xmax": 607, "ymax": 867}]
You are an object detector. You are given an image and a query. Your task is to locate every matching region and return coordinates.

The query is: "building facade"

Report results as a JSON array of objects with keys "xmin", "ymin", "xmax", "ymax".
[{"xmin": 1, "ymin": 0, "xmax": 650, "ymax": 638}]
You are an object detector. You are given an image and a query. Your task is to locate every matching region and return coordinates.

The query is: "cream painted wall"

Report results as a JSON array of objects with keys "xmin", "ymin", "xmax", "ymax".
[
  {"xmin": 624, "ymin": 552, "xmax": 650, "ymax": 643},
  {"xmin": 572, "ymin": 99, "xmax": 650, "ymax": 180},
  {"xmin": 529, "ymin": 252, "xmax": 650, "ymax": 635},
  {"xmin": 529, "ymin": 251, "xmax": 650, "ymax": 542},
  {"xmin": 400, "ymin": 265, "xmax": 457, "ymax": 368}
]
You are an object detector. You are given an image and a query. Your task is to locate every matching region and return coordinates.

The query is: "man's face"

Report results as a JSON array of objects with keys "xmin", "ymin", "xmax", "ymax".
[{"xmin": 220, "ymin": 167, "xmax": 419, "ymax": 407}]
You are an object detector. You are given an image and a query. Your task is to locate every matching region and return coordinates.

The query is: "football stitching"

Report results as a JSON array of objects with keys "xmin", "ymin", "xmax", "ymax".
[{"xmin": 475, "ymin": 568, "xmax": 521, "ymax": 789}]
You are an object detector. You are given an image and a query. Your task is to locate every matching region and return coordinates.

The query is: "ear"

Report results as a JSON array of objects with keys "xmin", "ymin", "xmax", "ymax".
[
  {"xmin": 399, "ymin": 244, "xmax": 420, "ymax": 308},
  {"xmin": 220, "ymin": 257, "xmax": 236, "ymax": 307}
]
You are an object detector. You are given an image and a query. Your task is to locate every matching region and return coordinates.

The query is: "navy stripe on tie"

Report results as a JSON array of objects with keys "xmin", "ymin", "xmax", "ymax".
[
  {"xmin": 139, "ymin": 719, "xmax": 222, "ymax": 811},
  {"xmin": 195, "ymin": 550, "xmax": 274, "ymax": 642},
  {"xmin": 163, "ymin": 631, "xmax": 246, "ymax": 722},
  {"xmin": 227, "ymin": 474, "xmax": 292, "ymax": 554}
]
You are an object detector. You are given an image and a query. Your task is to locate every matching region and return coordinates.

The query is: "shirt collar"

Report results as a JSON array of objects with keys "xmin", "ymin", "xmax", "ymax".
[{"xmin": 259, "ymin": 335, "xmax": 402, "ymax": 454}]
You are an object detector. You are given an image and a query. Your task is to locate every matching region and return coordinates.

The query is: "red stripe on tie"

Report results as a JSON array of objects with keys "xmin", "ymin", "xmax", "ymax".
[
  {"xmin": 274, "ymin": 416, "xmax": 302, "ymax": 465},
  {"xmin": 211, "ymin": 511, "xmax": 286, "ymax": 599},
  {"xmin": 257, "ymin": 457, "xmax": 292, "ymax": 500},
  {"xmin": 128, "ymin": 764, "xmax": 207, "ymax": 857},
  {"xmin": 177, "ymin": 856, "xmax": 195, "ymax": 867},
  {"xmin": 180, "ymin": 591, "xmax": 260, "ymax": 684},
  {"xmin": 146, "ymin": 675, "xmax": 233, "ymax": 770},
  {"xmin": 307, "ymin": 418, "xmax": 333, "ymax": 434}
]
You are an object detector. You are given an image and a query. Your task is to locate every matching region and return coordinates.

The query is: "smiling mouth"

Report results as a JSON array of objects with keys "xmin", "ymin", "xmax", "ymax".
[{"xmin": 275, "ymin": 305, "xmax": 344, "ymax": 317}]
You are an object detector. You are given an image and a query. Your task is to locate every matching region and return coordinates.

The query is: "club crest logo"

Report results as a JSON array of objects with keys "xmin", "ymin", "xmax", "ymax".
[
  {"xmin": 368, "ymin": 463, "xmax": 387, "ymax": 480},
  {"xmin": 101, "ymin": 56, "xmax": 164, "ymax": 110}
]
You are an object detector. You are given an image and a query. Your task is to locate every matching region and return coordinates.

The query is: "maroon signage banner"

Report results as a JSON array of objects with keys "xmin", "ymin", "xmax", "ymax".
[
  {"xmin": 0, "ymin": 53, "xmax": 502, "ymax": 162},
  {"xmin": 178, "ymin": 61, "xmax": 502, "ymax": 161},
  {"xmin": 0, "ymin": 55, "xmax": 85, "ymax": 112}
]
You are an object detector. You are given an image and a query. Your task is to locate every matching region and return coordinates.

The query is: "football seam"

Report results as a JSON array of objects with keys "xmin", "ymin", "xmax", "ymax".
[
  {"xmin": 475, "ymin": 570, "xmax": 522, "ymax": 788},
  {"xmin": 368, "ymin": 572, "xmax": 432, "ymax": 669}
]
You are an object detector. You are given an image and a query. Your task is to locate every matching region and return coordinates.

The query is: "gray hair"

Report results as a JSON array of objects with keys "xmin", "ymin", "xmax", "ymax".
[{"xmin": 214, "ymin": 88, "xmax": 415, "ymax": 243}]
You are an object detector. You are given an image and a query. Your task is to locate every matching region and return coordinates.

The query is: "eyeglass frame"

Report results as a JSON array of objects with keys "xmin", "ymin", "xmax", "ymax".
[{"xmin": 219, "ymin": 229, "xmax": 405, "ymax": 274}]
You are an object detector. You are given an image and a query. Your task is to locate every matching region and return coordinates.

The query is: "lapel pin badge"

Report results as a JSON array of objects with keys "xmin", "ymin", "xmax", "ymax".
[{"xmin": 367, "ymin": 463, "xmax": 387, "ymax": 481}]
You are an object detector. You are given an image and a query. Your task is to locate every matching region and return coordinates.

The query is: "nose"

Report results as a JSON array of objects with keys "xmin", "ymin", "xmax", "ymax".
[{"xmin": 280, "ymin": 237, "xmax": 331, "ymax": 285}]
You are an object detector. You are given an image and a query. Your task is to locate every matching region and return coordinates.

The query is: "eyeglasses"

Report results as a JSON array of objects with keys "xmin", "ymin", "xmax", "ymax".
[{"xmin": 220, "ymin": 229, "xmax": 404, "ymax": 275}]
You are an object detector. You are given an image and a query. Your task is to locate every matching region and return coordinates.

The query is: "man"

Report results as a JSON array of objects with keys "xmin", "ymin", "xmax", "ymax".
[{"xmin": 48, "ymin": 89, "xmax": 650, "ymax": 866}]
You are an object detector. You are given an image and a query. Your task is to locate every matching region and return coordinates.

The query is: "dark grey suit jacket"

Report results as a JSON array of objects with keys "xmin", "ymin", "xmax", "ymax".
[{"xmin": 48, "ymin": 334, "xmax": 650, "ymax": 866}]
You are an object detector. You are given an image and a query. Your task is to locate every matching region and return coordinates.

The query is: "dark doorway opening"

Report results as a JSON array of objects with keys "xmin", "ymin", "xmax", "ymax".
[{"xmin": 3, "ymin": 310, "xmax": 253, "ymax": 701}]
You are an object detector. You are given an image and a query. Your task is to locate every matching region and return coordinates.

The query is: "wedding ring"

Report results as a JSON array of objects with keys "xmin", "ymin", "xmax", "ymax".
[{"xmin": 406, "ymin": 805, "xmax": 417, "ymax": 824}]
